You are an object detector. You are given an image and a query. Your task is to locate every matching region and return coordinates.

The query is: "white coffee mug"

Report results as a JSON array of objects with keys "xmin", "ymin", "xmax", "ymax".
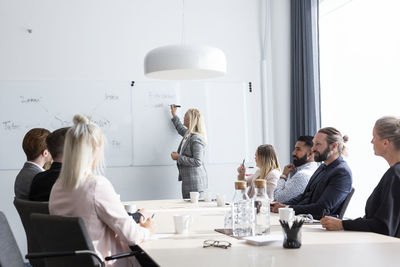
[
  {"xmin": 216, "ymin": 194, "xmax": 225, "ymax": 207},
  {"xmin": 190, "ymin": 192, "xmax": 200, "ymax": 203},
  {"xmin": 279, "ymin": 207, "xmax": 295, "ymax": 222},
  {"xmin": 203, "ymin": 191, "xmax": 212, "ymax": 202},
  {"xmin": 124, "ymin": 204, "xmax": 137, "ymax": 214},
  {"xmin": 173, "ymin": 215, "xmax": 192, "ymax": 234}
]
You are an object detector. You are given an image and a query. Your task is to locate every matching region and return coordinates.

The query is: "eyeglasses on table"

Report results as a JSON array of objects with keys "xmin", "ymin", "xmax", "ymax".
[
  {"xmin": 203, "ymin": 240, "xmax": 232, "ymax": 249},
  {"xmin": 296, "ymin": 214, "xmax": 314, "ymax": 224}
]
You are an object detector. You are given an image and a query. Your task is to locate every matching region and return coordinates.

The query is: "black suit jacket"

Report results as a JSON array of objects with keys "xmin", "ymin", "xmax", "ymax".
[
  {"xmin": 285, "ymin": 157, "xmax": 352, "ymax": 219},
  {"xmin": 342, "ymin": 162, "xmax": 400, "ymax": 237},
  {"xmin": 29, "ymin": 162, "xmax": 62, "ymax": 201}
]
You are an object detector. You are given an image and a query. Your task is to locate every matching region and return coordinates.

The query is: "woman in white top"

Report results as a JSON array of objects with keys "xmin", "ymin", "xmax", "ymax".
[
  {"xmin": 237, "ymin": 144, "xmax": 281, "ymax": 199},
  {"xmin": 49, "ymin": 115, "xmax": 155, "ymax": 267}
]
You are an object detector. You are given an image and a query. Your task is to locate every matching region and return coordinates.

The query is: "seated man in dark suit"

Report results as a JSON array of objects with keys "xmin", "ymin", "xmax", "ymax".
[
  {"xmin": 271, "ymin": 127, "xmax": 353, "ymax": 219},
  {"xmin": 29, "ymin": 127, "xmax": 69, "ymax": 201},
  {"xmin": 14, "ymin": 128, "xmax": 52, "ymax": 199}
]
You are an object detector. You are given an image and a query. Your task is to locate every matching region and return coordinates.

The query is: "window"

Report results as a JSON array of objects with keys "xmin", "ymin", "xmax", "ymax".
[{"xmin": 319, "ymin": 0, "xmax": 400, "ymax": 217}]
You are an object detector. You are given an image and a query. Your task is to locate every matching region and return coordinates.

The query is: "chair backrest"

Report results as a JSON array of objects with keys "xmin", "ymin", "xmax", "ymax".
[
  {"xmin": 13, "ymin": 197, "xmax": 49, "ymax": 267},
  {"xmin": 30, "ymin": 213, "xmax": 101, "ymax": 267},
  {"xmin": 0, "ymin": 211, "xmax": 25, "ymax": 267},
  {"xmin": 337, "ymin": 187, "xmax": 355, "ymax": 219}
]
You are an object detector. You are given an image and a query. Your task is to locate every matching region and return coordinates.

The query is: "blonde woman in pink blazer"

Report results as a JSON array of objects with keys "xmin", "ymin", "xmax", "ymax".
[
  {"xmin": 49, "ymin": 115, "xmax": 155, "ymax": 267},
  {"xmin": 237, "ymin": 144, "xmax": 281, "ymax": 199}
]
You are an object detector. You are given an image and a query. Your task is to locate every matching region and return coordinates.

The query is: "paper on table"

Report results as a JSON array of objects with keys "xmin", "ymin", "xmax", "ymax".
[
  {"xmin": 242, "ymin": 234, "xmax": 283, "ymax": 246},
  {"xmin": 149, "ymin": 233, "xmax": 174, "ymax": 240},
  {"xmin": 305, "ymin": 224, "xmax": 325, "ymax": 229}
]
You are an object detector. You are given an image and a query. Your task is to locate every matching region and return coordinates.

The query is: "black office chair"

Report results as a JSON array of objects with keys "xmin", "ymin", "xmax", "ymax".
[
  {"xmin": 337, "ymin": 187, "xmax": 355, "ymax": 219},
  {"xmin": 0, "ymin": 211, "xmax": 26, "ymax": 267},
  {"xmin": 13, "ymin": 197, "xmax": 49, "ymax": 267},
  {"xmin": 28, "ymin": 213, "xmax": 141, "ymax": 267},
  {"xmin": 1, "ymin": 211, "xmax": 94, "ymax": 267}
]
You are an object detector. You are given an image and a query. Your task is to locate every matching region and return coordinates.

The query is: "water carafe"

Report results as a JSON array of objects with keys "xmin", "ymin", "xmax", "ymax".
[
  {"xmin": 232, "ymin": 181, "xmax": 253, "ymax": 237},
  {"xmin": 254, "ymin": 179, "xmax": 270, "ymax": 235}
]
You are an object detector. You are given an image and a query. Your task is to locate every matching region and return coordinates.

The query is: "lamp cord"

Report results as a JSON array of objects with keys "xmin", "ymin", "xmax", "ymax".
[{"xmin": 181, "ymin": 0, "xmax": 185, "ymax": 44}]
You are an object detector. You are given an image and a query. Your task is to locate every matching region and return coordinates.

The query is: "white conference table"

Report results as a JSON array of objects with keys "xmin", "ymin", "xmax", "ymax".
[
  {"xmin": 125, "ymin": 199, "xmax": 400, "ymax": 267},
  {"xmin": 124, "ymin": 199, "xmax": 230, "ymax": 233}
]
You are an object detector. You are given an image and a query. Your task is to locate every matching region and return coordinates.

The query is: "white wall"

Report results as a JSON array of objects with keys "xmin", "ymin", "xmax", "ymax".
[
  {"xmin": 319, "ymin": 0, "xmax": 400, "ymax": 218},
  {"xmin": 0, "ymin": 0, "xmax": 291, "ymax": 256}
]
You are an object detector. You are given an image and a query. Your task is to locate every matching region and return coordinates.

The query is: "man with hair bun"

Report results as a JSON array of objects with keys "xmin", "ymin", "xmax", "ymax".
[
  {"xmin": 271, "ymin": 127, "xmax": 353, "ymax": 219},
  {"xmin": 14, "ymin": 128, "xmax": 52, "ymax": 199}
]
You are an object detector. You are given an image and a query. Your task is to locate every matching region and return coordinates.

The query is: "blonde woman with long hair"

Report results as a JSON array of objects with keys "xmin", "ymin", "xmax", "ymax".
[
  {"xmin": 237, "ymin": 144, "xmax": 281, "ymax": 199},
  {"xmin": 49, "ymin": 115, "xmax": 155, "ymax": 267},
  {"xmin": 170, "ymin": 105, "xmax": 207, "ymax": 199}
]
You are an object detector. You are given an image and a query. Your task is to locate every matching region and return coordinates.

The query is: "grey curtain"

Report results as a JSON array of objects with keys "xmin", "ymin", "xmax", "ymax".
[{"xmin": 290, "ymin": 0, "xmax": 321, "ymax": 153}]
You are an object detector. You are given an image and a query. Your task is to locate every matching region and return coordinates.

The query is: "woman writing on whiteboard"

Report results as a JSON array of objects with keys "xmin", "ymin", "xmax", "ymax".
[
  {"xmin": 170, "ymin": 104, "xmax": 208, "ymax": 199},
  {"xmin": 237, "ymin": 144, "xmax": 280, "ymax": 199}
]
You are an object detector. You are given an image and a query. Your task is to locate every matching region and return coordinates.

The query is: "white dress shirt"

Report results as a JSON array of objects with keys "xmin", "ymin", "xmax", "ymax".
[{"xmin": 274, "ymin": 161, "xmax": 319, "ymax": 203}]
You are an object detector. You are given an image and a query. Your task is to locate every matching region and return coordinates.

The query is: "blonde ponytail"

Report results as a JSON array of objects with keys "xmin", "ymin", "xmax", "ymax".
[{"xmin": 58, "ymin": 115, "xmax": 105, "ymax": 189}]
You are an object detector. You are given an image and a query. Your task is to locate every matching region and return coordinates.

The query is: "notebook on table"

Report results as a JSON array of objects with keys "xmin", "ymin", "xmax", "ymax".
[{"xmin": 215, "ymin": 228, "xmax": 283, "ymax": 245}]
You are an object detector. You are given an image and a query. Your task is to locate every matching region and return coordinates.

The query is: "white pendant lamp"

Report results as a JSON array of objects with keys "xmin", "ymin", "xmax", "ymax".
[
  {"xmin": 143, "ymin": 0, "xmax": 227, "ymax": 80},
  {"xmin": 144, "ymin": 44, "xmax": 227, "ymax": 80}
]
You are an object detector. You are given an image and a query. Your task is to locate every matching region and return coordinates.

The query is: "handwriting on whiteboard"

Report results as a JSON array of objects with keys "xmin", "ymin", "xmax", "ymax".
[
  {"xmin": 2, "ymin": 121, "xmax": 20, "ymax": 131},
  {"xmin": 147, "ymin": 92, "xmax": 175, "ymax": 108},
  {"xmin": 105, "ymin": 93, "xmax": 119, "ymax": 101},
  {"xmin": 20, "ymin": 96, "xmax": 42, "ymax": 104},
  {"xmin": 111, "ymin": 140, "xmax": 121, "ymax": 148}
]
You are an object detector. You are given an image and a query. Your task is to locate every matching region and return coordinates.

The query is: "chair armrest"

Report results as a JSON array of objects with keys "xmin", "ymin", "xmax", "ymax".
[
  {"xmin": 26, "ymin": 251, "xmax": 76, "ymax": 259},
  {"xmin": 26, "ymin": 250, "xmax": 104, "ymax": 267},
  {"xmin": 105, "ymin": 251, "xmax": 143, "ymax": 261}
]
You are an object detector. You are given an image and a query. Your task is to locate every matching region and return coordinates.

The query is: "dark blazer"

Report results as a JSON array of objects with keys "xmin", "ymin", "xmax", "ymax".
[
  {"xmin": 172, "ymin": 116, "xmax": 207, "ymax": 199},
  {"xmin": 342, "ymin": 162, "xmax": 400, "ymax": 237},
  {"xmin": 285, "ymin": 156, "xmax": 352, "ymax": 219},
  {"xmin": 29, "ymin": 162, "xmax": 62, "ymax": 201},
  {"xmin": 14, "ymin": 162, "xmax": 43, "ymax": 199}
]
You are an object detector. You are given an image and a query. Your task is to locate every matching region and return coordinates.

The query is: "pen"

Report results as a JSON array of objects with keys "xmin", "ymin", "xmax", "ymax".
[
  {"xmin": 170, "ymin": 104, "xmax": 181, "ymax": 108},
  {"xmin": 151, "ymin": 213, "xmax": 155, "ymax": 219},
  {"xmin": 242, "ymin": 159, "xmax": 245, "ymax": 166},
  {"xmin": 321, "ymin": 209, "xmax": 326, "ymax": 218}
]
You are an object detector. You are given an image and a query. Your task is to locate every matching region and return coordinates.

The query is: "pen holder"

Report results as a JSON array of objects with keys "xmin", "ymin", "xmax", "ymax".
[{"xmin": 279, "ymin": 219, "xmax": 304, "ymax": 249}]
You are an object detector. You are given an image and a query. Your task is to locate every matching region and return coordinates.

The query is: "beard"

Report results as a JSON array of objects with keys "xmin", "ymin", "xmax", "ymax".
[
  {"xmin": 314, "ymin": 147, "xmax": 331, "ymax": 162},
  {"xmin": 293, "ymin": 154, "xmax": 308, "ymax": 167}
]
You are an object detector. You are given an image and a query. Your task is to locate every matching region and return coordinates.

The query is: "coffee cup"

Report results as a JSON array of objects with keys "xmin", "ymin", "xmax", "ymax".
[
  {"xmin": 190, "ymin": 192, "xmax": 200, "ymax": 204},
  {"xmin": 216, "ymin": 194, "xmax": 225, "ymax": 207},
  {"xmin": 203, "ymin": 191, "xmax": 212, "ymax": 202},
  {"xmin": 124, "ymin": 204, "xmax": 137, "ymax": 214},
  {"xmin": 279, "ymin": 207, "xmax": 295, "ymax": 222},
  {"xmin": 173, "ymin": 215, "xmax": 192, "ymax": 234}
]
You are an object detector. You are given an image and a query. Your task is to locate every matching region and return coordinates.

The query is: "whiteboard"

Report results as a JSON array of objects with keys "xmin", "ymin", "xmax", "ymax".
[
  {"xmin": 204, "ymin": 82, "xmax": 248, "ymax": 164},
  {"xmin": 132, "ymin": 81, "xmax": 248, "ymax": 166},
  {"xmin": 0, "ymin": 81, "xmax": 132, "ymax": 169},
  {"xmin": 131, "ymin": 82, "xmax": 181, "ymax": 166},
  {"xmin": 0, "ymin": 80, "xmax": 248, "ymax": 169}
]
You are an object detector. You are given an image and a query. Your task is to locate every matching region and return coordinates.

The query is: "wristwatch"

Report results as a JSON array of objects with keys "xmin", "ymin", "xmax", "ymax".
[{"xmin": 280, "ymin": 174, "xmax": 287, "ymax": 180}]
